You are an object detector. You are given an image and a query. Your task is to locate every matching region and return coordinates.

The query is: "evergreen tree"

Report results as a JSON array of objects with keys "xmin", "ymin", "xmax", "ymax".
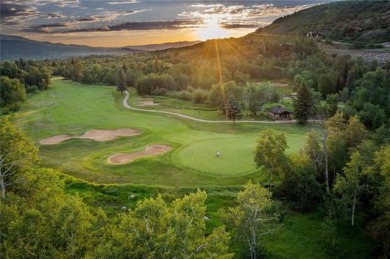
[
  {"xmin": 294, "ymin": 84, "xmax": 314, "ymax": 125},
  {"xmin": 116, "ymin": 67, "xmax": 127, "ymax": 93},
  {"xmin": 226, "ymin": 95, "xmax": 242, "ymax": 125}
]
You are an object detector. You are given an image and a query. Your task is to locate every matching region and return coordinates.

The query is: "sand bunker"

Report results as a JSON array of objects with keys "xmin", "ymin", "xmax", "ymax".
[
  {"xmin": 108, "ymin": 144, "xmax": 172, "ymax": 164},
  {"xmin": 40, "ymin": 134, "xmax": 72, "ymax": 145},
  {"xmin": 40, "ymin": 128, "xmax": 141, "ymax": 145},
  {"xmin": 139, "ymin": 100, "xmax": 158, "ymax": 106},
  {"xmin": 78, "ymin": 129, "xmax": 141, "ymax": 142},
  {"xmin": 271, "ymin": 82, "xmax": 289, "ymax": 87}
]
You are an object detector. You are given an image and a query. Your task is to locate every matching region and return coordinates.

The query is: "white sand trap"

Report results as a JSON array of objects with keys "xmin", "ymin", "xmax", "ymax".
[
  {"xmin": 271, "ymin": 82, "xmax": 289, "ymax": 87},
  {"xmin": 77, "ymin": 129, "xmax": 141, "ymax": 142},
  {"xmin": 40, "ymin": 135, "xmax": 72, "ymax": 145},
  {"xmin": 40, "ymin": 128, "xmax": 141, "ymax": 145},
  {"xmin": 108, "ymin": 144, "xmax": 172, "ymax": 164},
  {"xmin": 139, "ymin": 100, "xmax": 158, "ymax": 106}
]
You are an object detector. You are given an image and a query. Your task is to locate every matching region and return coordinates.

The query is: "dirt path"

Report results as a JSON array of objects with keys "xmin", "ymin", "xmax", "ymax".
[{"xmin": 123, "ymin": 91, "xmax": 297, "ymax": 124}]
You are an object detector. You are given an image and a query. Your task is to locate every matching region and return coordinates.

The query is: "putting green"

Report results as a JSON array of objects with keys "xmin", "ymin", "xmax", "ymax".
[
  {"xmin": 173, "ymin": 136, "xmax": 257, "ymax": 176},
  {"xmin": 173, "ymin": 133, "xmax": 305, "ymax": 177}
]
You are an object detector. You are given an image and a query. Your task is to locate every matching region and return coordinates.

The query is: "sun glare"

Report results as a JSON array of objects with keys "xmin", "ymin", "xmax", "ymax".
[{"xmin": 197, "ymin": 17, "xmax": 230, "ymax": 41}]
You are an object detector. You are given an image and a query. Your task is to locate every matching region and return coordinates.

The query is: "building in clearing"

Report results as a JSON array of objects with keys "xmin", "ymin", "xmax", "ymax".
[{"xmin": 267, "ymin": 105, "xmax": 292, "ymax": 120}]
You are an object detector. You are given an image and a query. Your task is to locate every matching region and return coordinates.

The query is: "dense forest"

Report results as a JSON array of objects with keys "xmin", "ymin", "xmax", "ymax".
[{"xmin": 1, "ymin": 26, "xmax": 390, "ymax": 258}]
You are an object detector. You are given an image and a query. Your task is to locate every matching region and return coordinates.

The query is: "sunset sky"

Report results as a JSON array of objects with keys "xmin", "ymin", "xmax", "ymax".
[{"xmin": 1, "ymin": 0, "xmax": 336, "ymax": 47}]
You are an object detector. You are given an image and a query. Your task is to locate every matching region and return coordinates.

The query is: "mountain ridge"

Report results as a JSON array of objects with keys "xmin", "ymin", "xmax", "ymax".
[
  {"xmin": 0, "ymin": 35, "xmax": 201, "ymax": 61},
  {"xmin": 0, "ymin": 34, "xmax": 134, "ymax": 61}
]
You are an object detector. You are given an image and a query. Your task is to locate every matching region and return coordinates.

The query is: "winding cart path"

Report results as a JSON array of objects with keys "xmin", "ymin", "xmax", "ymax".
[{"xmin": 123, "ymin": 90, "xmax": 297, "ymax": 124}]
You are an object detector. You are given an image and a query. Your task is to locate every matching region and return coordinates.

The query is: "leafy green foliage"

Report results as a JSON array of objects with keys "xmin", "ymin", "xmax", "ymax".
[
  {"xmin": 0, "ymin": 60, "xmax": 51, "ymax": 112},
  {"xmin": 224, "ymin": 181, "xmax": 279, "ymax": 259},
  {"xmin": 94, "ymin": 191, "xmax": 232, "ymax": 258},
  {"xmin": 334, "ymin": 151, "xmax": 365, "ymax": 226},
  {"xmin": 225, "ymin": 95, "xmax": 242, "ymax": 125},
  {"xmin": 294, "ymin": 84, "xmax": 314, "ymax": 125},
  {"xmin": 368, "ymin": 145, "xmax": 390, "ymax": 256},
  {"xmin": 0, "ymin": 76, "xmax": 26, "ymax": 111},
  {"xmin": 0, "ymin": 117, "xmax": 39, "ymax": 198},
  {"xmin": 350, "ymin": 68, "xmax": 390, "ymax": 128},
  {"xmin": 135, "ymin": 73, "xmax": 175, "ymax": 95},
  {"xmin": 254, "ymin": 129, "xmax": 288, "ymax": 185},
  {"xmin": 278, "ymin": 154, "xmax": 322, "ymax": 212}
]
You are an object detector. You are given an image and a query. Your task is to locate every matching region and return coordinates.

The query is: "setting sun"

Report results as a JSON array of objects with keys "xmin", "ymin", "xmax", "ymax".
[{"xmin": 197, "ymin": 17, "xmax": 230, "ymax": 41}]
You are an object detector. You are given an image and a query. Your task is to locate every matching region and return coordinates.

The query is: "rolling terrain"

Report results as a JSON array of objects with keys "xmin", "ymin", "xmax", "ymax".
[
  {"xmin": 257, "ymin": 1, "xmax": 390, "ymax": 45},
  {"xmin": 0, "ymin": 35, "xmax": 133, "ymax": 61}
]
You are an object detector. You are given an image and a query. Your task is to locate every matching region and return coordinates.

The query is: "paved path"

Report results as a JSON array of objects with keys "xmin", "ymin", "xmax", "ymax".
[{"xmin": 123, "ymin": 90, "xmax": 297, "ymax": 124}]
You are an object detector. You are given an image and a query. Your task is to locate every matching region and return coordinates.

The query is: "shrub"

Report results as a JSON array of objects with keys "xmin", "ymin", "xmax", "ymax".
[{"xmin": 192, "ymin": 89, "xmax": 209, "ymax": 104}]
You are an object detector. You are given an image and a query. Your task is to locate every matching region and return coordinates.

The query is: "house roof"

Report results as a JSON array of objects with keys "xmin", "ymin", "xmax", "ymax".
[{"xmin": 267, "ymin": 106, "xmax": 292, "ymax": 114}]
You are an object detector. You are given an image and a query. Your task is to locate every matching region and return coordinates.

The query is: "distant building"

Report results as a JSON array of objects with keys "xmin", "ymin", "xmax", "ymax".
[
  {"xmin": 267, "ymin": 105, "xmax": 292, "ymax": 120},
  {"xmin": 305, "ymin": 32, "xmax": 322, "ymax": 38}
]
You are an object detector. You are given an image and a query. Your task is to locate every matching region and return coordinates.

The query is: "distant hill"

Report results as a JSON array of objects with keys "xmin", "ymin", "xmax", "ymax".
[
  {"xmin": 257, "ymin": 1, "xmax": 390, "ymax": 44},
  {"xmin": 0, "ymin": 35, "xmax": 133, "ymax": 61},
  {"xmin": 124, "ymin": 41, "xmax": 201, "ymax": 51},
  {"xmin": 0, "ymin": 35, "xmax": 202, "ymax": 61}
]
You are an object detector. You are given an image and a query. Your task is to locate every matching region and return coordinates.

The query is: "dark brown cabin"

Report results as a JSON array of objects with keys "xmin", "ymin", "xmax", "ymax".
[{"xmin": 267, "ymin": 105, "xmax": 292, "ymax": 120}]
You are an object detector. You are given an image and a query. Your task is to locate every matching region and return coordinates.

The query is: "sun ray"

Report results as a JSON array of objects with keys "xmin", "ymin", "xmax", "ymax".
[{"xmin": 214, "ymin": 39, "xmax": 223, "ymax": 84}]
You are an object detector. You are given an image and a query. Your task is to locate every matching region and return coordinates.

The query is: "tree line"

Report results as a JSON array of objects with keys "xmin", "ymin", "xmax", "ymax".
[{"xmin": 0, "ymin": 59, "xmax": 51, "ymax": 112}]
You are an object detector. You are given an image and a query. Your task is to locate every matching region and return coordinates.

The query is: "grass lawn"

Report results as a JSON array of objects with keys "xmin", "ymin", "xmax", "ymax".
[{"xmin": 15, "ymin": 78, "xmax": 309, "ymax": 186}]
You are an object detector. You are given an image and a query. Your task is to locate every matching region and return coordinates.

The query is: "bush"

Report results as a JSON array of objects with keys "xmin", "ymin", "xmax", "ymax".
[
  {"xmin": 151, "ymin": 87, "xmax": 167, "ymax": 96},
  {"xmin": 135, "ymin": 73, "xmax": 175, "ymax": 95},
  {"xmin": 177, "ymin": 90, "xmax": 192, "ymax": 101},
  {"xmin": 192, "ymin": 89, "xmax": 209, "ymax": 104}
]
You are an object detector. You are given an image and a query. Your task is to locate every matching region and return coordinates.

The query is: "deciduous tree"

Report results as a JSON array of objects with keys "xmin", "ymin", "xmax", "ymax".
[
  {"xmin": 254, "ymin": 129, "xmax": 288, "ymax": 185},
  {"xmin": 99, "ymin": 190, "xmax": 232, "ymax": 258},
  {"xmin": 224, "ymin": 181, "xmax": 279, "ymax": 259},
  {"xmin": 334, "ymin": 151, "xmax": 365, "ymax": 226},
  {"xmin": 0, "ymin": 117, "xmax": 39, "ymax": 199}
]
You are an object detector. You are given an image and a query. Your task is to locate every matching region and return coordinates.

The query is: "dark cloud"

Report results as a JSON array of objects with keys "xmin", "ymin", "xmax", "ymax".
[
  {"xmin": 34, "ymin": 22, "xmax": 68, "ymax": 28},
  {"xmin": 23, "ymin": 22, "xmax": 68, "ymax": 33},
  {"xmin": 1, "ymin": 3, "xmax": 38, "ymax": 24},
  {"xmin": 76, "ymin": 17, "xmax": 96, "ymax": 22},
  {"xmin": 65, "ymin": 20, "xmax": 202, "ymax": 33},
  {"xmin": 44, "ymin": 12, "xmax": 66, "ymax": 19}
]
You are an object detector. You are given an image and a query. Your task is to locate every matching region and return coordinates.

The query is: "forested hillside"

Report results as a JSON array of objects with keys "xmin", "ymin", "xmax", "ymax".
[{"xmin": 258, "ymin": 1, "xmax": 390, "ymax": 46}]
